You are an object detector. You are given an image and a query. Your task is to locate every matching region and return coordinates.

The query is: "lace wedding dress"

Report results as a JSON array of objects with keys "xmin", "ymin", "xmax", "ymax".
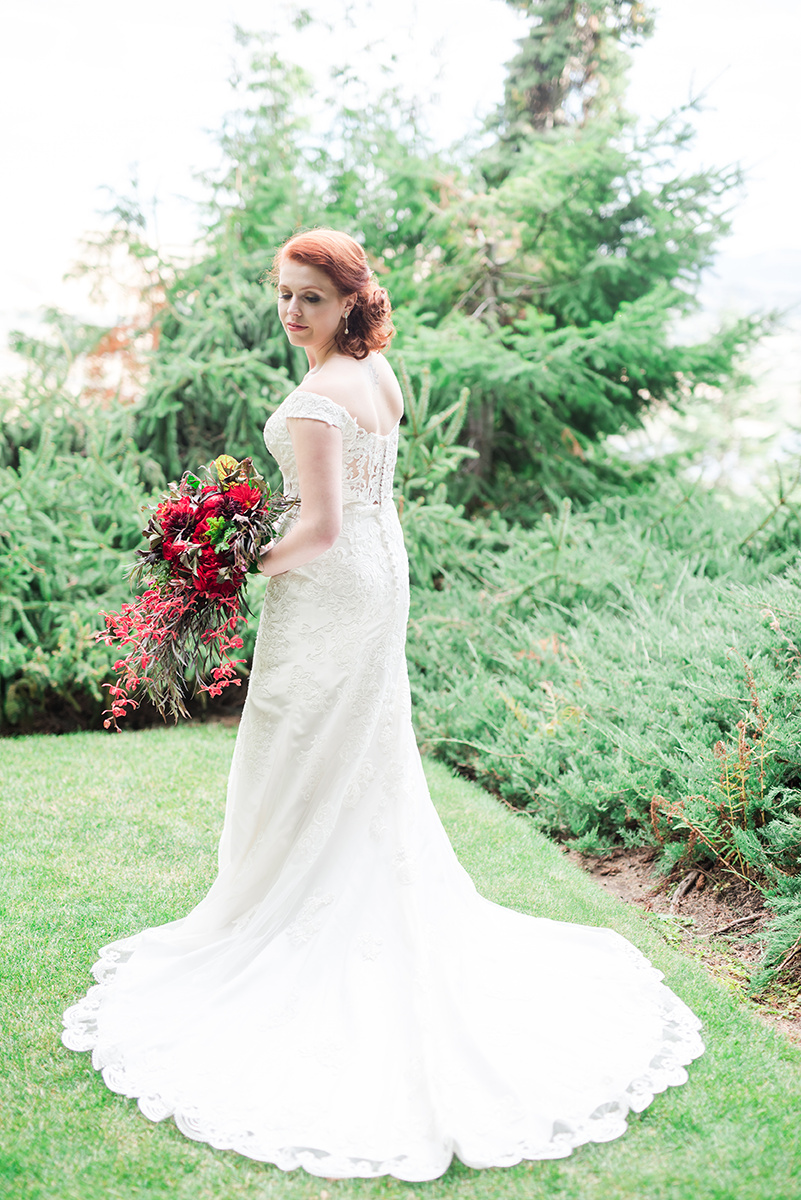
[{"xmin": 63, "ymin": 386, "xmax": 704, "ymax": 1181}]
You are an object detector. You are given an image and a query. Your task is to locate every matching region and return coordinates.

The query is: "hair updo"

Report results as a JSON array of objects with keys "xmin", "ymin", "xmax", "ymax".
[{"xmin": 271, "ymin": 228, "xmax": 394, "ymax": 360}]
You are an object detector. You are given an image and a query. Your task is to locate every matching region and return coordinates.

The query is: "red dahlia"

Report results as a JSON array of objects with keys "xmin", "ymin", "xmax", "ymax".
[{"xmin": 96, "ymin": 454, "xmax": 296, "ymax": 728}]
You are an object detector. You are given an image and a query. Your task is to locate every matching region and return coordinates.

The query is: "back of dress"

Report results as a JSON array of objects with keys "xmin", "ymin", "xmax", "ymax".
[
  {"xmin": 264, "ymin": 388, "xmax": 399, "ymax": 508},
  {"xmin": 206, "ymin": 380, "xmax": 414, "ymax": 893}
]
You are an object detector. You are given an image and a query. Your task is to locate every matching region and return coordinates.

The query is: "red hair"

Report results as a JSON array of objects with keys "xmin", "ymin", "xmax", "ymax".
[{"xmin": 271, "ymin": 229, "xmax": 394, "ymax": 360}]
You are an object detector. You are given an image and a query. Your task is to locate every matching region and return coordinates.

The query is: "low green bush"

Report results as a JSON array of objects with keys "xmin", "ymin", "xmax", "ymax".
[
  {"xmin": 0, "ymin": 411, "xmax": 158, "ymax": 730},
  {"xmin": 405, "ymin": 481, "xmax": 801, "ymax": 992},
  {"xmin": 0, "ymin": 312, "xmax": 171, "ymax": 729}
]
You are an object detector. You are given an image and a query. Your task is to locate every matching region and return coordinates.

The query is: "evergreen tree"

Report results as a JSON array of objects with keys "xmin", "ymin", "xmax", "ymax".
[
  {"xmin": 126, "ymin": 11, "xmax": 764, "ymax": 509},
  {"xmin": 490, "ymin": 1, "xmax": 652, "ymax": 154},
  {"xmin": 388, "ymin": 0, "xmax": 762, "ymax": 500},
  {"xmin": 133, "ymin": 29, "xmax": 447, "ymax": 481}
]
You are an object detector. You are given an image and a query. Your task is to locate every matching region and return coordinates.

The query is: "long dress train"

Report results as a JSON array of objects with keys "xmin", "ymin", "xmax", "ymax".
[{"xmin": 62, "ymin": 386, "xmax": 704, "ymax": 1181}]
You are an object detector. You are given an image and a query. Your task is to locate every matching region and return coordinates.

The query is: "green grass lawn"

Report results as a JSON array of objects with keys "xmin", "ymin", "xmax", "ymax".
[{"xmin": 2, "ymin": 725, "xmax": 800, "ymax": 1200}]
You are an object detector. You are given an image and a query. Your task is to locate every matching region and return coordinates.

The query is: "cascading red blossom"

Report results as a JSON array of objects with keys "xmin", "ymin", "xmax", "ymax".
[{"xmin": 96, "ymin": 455, "xmax": 296, "ymax": 729}]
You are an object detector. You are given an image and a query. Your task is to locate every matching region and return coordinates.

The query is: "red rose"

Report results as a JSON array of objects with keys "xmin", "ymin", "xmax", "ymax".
[
  {"xmin": 192, "ymin": 544, "xmax": 236, "ymax": 598},
  {"xmin": 198, "ymin": 493, "xmax": 226, "ymax": 519},
  {"xmin": 162, "ymin": 536, "xmax": 186, "ymax": 562}
]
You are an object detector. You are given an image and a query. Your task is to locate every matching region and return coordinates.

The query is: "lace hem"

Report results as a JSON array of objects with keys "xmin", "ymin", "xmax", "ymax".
[{"xmin": 62, "ymin": 942, "xmax": 704, "ymax": 1182}]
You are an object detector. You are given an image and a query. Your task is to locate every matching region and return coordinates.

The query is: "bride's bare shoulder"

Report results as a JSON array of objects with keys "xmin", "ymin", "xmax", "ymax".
[
  {"xmin": 370, "ymin": 352, "xmax": 402, "ymax": 393},
  {"xmin": 305, "ymin": 354, "xmax": 402, "ymax": 430},
  {"xmin": 371, "ymin": 353, "xmax": 403, "ymax": 420},
  {"xmin": 305, "ymin": 354, "xmax": 363, "ymax": 396}
]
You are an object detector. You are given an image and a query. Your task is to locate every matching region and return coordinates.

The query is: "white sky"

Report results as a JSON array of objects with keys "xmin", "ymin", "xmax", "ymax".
[
  {"xmin": 1, "ymin": 0, "xmax": 799, "ymax": 343},
  {"xmin": 626, "ymin": 0, "xmax": 801, "ymax": 263}
]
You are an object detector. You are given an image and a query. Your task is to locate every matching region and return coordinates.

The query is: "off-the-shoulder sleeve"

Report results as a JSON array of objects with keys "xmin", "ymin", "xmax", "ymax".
[{"xmin": 281, "ymin": 390, "xmax": 347, "ymax": 430}]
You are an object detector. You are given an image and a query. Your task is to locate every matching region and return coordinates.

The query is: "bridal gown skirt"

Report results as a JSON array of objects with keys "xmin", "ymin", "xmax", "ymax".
[{"xmin": 63, "ymin": 500, "xmax": 704, "ymax": 1181}]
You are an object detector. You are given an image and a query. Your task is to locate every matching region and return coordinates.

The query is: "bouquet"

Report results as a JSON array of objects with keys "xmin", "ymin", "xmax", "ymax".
[{"xmin": 97, "ymin": 455, "xmax": 297, "ymax": 729}]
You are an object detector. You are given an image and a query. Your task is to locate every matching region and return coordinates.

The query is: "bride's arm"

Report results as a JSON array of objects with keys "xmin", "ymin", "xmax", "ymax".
[{"xmin": 257, "ymin": 417, "xmax": 343, "ymax": 577}]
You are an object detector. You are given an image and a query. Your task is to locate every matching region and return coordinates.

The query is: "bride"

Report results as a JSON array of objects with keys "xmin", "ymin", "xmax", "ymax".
[{"xmin": 63, "ymin": 228, "xmax": 704, "ymax": 1182}]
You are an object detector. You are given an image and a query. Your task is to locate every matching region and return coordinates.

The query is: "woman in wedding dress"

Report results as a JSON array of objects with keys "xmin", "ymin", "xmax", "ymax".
[{"xmin": 63, "ymin": 228, "xmax": 704, "ymax": 1182}]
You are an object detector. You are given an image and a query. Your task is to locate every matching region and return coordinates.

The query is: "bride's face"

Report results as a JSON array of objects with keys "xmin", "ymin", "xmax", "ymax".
[{"xmin": 277, "ymin": 259, "xmax": 353, "ymax": 354}]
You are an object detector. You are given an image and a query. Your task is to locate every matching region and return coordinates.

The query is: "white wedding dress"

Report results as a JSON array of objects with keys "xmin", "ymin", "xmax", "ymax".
[{"xmin": 63, "ymin": 386, "xmax": 704, "ymax": 1181}]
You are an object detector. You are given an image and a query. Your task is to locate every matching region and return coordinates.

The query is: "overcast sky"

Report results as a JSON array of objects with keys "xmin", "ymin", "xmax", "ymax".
[{"xmin": 2, "ymin": 0, "xmax": 799, "ymax": 345}]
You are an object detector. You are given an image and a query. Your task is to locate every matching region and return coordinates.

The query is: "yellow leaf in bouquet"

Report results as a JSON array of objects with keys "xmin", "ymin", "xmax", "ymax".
[{"xmin": 213, "ymin": 455, "xmax": 240, "ymax": 487}]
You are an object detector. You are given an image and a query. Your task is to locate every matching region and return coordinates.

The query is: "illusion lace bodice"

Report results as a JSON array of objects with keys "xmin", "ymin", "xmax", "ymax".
[{"xmin": 264, "ymin": 389, "xmax": 399, "ymax": 507}]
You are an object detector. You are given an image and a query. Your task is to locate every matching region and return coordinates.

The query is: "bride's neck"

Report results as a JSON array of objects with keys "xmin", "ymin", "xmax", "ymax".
[{"xmin": 305, "ymin": 341, "xmax": 334, "ymax": 373}]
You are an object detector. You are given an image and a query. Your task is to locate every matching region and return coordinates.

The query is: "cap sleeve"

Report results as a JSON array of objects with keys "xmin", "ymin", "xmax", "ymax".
[{"xmin": 281, "ymin": 390, "xmax": 347, "ymax": 430}]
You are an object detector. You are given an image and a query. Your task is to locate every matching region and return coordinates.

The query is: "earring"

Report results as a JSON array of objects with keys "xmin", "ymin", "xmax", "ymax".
[{"xmin": 343, "ymin": 310, "xmax": 349, "ymax": 335}]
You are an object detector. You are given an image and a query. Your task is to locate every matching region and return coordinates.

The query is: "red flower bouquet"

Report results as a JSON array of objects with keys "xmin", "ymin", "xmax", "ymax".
[{"xmin": 97, "ymin": 455, "xmax": 296, "ymax": 728}]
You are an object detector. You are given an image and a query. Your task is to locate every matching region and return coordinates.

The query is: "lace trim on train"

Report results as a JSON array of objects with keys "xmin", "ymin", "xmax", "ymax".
[{"xmin": 62, "ymin": 940, "xmax": 704, "ymax": 1182}]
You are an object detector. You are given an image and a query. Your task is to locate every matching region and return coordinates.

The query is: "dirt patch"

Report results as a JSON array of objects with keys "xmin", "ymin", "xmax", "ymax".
[{"xmin": 564, "ymin": 845, "xmax": 801, "ymax": 1047}]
